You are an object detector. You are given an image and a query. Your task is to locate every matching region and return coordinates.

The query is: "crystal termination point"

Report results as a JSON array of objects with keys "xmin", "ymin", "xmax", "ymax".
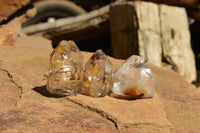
[{"xmin": 82, "ymin": 49, "xmax": 112, "ymax": 97}]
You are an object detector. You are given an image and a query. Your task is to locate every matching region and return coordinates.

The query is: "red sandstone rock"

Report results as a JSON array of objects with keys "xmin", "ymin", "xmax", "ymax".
[
  {"xmin": 0, "ymin": 26, "xmax": 15, "ymax": 46},
  {"xmin": 0, "ymin": 35, "xmax": 199, "ymax": 132},
  {"xmin": 0, "ymin": 0, "xmax": 33, "ymax": 23}
]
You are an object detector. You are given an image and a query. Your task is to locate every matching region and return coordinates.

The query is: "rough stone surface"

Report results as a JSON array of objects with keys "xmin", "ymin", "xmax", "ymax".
[
  {"xmin": 0, "ymin": 35, "xmax": 200, "ymax": 132},
  {"xmin": 110, "ymin": 1, "xmax": 196, "ymax": 83},
  {"xmin": 7, "ymin": 7, "xmax": 36, "ymax": 36},
  {"xmin": 150, "ymin": 64, "xmax": 200, "ymax": 133},
  {"xmin": 0, "ymin": 26, "xmax": 15, "ymax": 46},
  {"xmin": 0, "ymin": 68, "xmax": 21, "ymax": 113},
  {"xmin": 68, "ymin": 93, "xmax": 171, "ymax": 131},
  {"xmin": 0, "ymin": 37, "xmax": 117, "ymax": 132},
  {"xmin": 0, "ymin": 0, "xmax": 33, "ymax": 23}
]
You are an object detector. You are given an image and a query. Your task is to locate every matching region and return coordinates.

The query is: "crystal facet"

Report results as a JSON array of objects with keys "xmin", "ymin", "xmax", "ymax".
[
  {"xmin": 111, "ymin": 55, "xmax": 156, "ymax": 99},
  {"xmin": 47, "ymin": 40, "xmax": 83, "ymax": 96},
  {"xmin": 82, "ymin": 49, "xmax": 112, "ymax": 97}
]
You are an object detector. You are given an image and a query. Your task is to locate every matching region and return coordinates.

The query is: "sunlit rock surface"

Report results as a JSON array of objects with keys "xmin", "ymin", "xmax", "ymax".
[
  {"xmin": 0, "ymin": 12, "xmax": 200, "ymax": 132},
  {"xmin": 47, "ymin": 40, "xmax": 83, "ymax": 96},
  {"xmin": 111, "ymin": 55, "xmax": 156, "ymax": 99},
  {"xmin": 0, "ymin": 26, "xmax": 15, "ymax": 46}
]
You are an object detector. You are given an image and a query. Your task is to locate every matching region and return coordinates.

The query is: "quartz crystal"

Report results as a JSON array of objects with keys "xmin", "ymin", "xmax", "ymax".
[
  {"xmin": 82, "ymin": 49, "xmax": 112, "ymax": 97},
  {"xmin": 111, "ymin": 55, "xmax": 156, "ymax": 99},
  {"xmin": 47, "ymin": 40, "xmax": 83, "ymax": 96}
]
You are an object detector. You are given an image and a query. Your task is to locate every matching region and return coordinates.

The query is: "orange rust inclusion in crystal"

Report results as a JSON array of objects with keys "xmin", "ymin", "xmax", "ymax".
[
  {"xmin": 123, "ymin": 86, "xmax": 145, "ymax": 98},
  {"xmin": 89, "ymin": 66, "xmax": 100, "ymax": 75},
  {"xmin": 86, "ymin": 80, "xmax": 97, "ymax": 97},
  {"xmin": 50, "ymin": 47, "xmax": 63, "ymax": 68},
  {"xmin": 86, "ymin": 80, "xmax": 91, "ymax": 89}
]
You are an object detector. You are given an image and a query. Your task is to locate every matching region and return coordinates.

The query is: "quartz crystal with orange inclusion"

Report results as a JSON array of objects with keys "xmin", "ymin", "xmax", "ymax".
[
  {"xmin": 82, "ymin": 49, "xmax": 112, "ymax": 97},
  {"xmin": 111, "ymin": 55, "xmax": 156, "ymax": 99},
  {"xmin": 47, "ymin": 40, "xmax": 83, "ymax": 96}
]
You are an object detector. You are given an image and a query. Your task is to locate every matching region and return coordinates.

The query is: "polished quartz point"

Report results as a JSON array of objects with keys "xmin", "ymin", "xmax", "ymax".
[
  {"xmin": 111, "ymin": 55, "xmax": 156, "ymax": 99},
  {"xmin": 82, "ymin": 49, "xmax": 112, "ymax": 97},
  {"xmin": 47, "ymin": 40, "xmax": 83, "ymax": 96}
]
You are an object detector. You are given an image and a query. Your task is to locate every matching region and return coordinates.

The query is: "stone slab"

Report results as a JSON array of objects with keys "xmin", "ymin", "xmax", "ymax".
[
  {"xmin": 0, "ymin": 35, "xmax": 199, "ymax": 132},
  {"xmin": 68, "ymin": 93, "xmax": 172, "ymax": 131}
]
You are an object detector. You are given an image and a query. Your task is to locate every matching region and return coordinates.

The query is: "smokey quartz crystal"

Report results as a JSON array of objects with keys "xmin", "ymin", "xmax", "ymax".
[
  {"xmin": 111, "ymin": 55, "xmax": 156, "ymax": 99},
  {"xmin": 47, "ymin": 40, "xmax": 83, "ymax": 96},
  {"xmin": 82, "ymin": 49, "xmax": 112, "ymax": 97}
]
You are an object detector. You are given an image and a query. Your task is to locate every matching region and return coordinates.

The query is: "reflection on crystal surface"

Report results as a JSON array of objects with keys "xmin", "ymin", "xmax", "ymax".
[
  {"xmin": 82, "ymin": 49, "xmax": 112, "ymax": 97},
  {"xmin": 111, "ymin": 55, "xmax": 156, "ymax": 99},
  {"xmin": 47, "ymin": 40, "xmax": 83, "ymax": 96}
]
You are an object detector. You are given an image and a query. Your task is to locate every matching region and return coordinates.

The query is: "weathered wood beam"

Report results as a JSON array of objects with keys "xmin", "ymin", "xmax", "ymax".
[
  {"xmin": 142, "ymin": 0, "xmax": 200, "ymax": 23},
  {"xmin": 22, "ymin": 5, "xmax": 110, "ymax": 43},
  {"xmin": 22, "ymin": 0, "xmax": 125, "ymax": 44},
  {"xmin": 110, "ymin": 1, "xmax": 196, "ymax": 82},
  {"xmin": 142, "ymin": 0, "xmax": 199, "ymax": 7}
]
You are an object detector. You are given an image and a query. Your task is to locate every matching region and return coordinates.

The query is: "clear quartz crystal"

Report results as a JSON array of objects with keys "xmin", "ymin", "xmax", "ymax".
[
  {"xmin": 111, "ymin": 55, "xmax": 156, "ymax": 99},
  {"xmin": 82, "ymin": 49, "xmax": 112, "ymax": 97},
  {"xmin": 47, "ymin": 40, "xmax": 83, "ymax": 96}
]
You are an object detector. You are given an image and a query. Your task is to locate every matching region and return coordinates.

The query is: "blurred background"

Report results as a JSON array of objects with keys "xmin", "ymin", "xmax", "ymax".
[{"xmin": 0, "ymin": 0, "xmax": 200, "ymax": 84}]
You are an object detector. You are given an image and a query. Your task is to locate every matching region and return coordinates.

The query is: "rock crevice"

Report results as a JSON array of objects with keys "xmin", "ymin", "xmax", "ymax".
[
  {"xmin": 0, "ymin": 63, "xmax": 23, "ymax": 107},
  {"xmin": 65, "ymin": 97, "xmax": 119, "ymax": 129}
]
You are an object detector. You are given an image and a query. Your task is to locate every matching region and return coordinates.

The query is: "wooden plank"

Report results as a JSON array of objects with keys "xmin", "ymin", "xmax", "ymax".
[
  {"xmin": 110, "ymin": 1, "xmax": 196, "ymax": 82},
  {"xmin": 142, "ymin": 0, "xmax": 198, "ymax": 7},
  {"xmin": 22, "ymin": 5, "xmax": 110, "ymax": 44},
  {"xmin": 110, "ymin": 1, "xmax": 162, "ymax": 68},
  {"xmin": 22, "ymin": 0, "xmax": 126, "ymax": 44}
]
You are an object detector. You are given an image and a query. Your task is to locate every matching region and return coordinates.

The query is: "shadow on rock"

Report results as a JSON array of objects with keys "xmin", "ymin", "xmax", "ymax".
[
  {"xmin": 32, "ymin": 85, "xmax": 65, "ymax": 98},
  {"xmin": 109, "ymin": 93, "xmax": 148, "ymax": 101}
]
